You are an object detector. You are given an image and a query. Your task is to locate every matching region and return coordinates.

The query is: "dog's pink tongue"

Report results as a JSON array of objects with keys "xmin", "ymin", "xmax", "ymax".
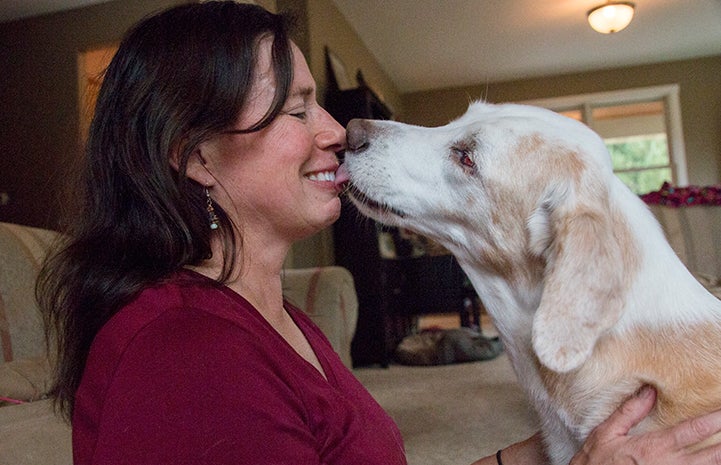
[{"xmin": 335, "ymin": 163, "xmax": 350, "ymax": 187}]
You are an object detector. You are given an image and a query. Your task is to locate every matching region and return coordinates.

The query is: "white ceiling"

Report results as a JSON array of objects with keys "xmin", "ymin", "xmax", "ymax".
[
  {"xmin": 2, "ymin": 0, "xmax": 721, "ymax": 94},
  {"xmin": 331, "ymin": 0, "xmax": 721, "ymax": 93}
]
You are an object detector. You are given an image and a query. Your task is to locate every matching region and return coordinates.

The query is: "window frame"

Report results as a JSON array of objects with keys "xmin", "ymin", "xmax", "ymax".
[{"xmin": 521, "ymin": 84, "xmax": 688, "ymax": 186}]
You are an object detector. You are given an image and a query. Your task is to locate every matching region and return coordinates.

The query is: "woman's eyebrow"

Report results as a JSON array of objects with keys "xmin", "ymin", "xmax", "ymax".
[{"xmin": 291, "ymin": 86, "xmax": 314, "ymax": 99}]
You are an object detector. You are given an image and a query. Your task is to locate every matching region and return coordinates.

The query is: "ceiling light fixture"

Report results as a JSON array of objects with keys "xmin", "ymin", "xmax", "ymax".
[{"xmin": 587, "ymin": 1, "xmax": 636, "ymax": 34}]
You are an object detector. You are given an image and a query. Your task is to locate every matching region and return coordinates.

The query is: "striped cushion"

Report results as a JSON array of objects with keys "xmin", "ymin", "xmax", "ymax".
[{"xmin": 282, "ymin": 266, "xmax": 358, "ymax": 368}]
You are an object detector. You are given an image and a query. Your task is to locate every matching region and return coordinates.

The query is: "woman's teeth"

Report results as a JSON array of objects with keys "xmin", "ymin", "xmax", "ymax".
[{"xmin": 307, "ymin": 171, "xmax": 336, "ymax": 182}]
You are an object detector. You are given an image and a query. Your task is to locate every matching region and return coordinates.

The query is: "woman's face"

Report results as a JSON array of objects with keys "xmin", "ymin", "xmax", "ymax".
[{"xmin": 198, "ymin": 40, "xmax": 346, "ymax": 244}]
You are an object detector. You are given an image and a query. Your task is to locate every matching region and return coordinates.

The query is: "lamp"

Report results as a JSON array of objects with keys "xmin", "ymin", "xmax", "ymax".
[{"xmin": 587, "ymin": 1, "xmax": 636, "ymax": 34}]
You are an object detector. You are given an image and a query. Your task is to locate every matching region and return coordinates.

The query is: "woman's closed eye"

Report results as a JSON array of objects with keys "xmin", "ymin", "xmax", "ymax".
[{"xmin": 283, "ymin": 104, "xmax": 308, "ymax": 121}]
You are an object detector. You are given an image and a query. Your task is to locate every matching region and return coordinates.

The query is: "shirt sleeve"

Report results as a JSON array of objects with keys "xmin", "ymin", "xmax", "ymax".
[{"xmin": 89, "ymin": 307, "xmax": 322, "ymax": 465}]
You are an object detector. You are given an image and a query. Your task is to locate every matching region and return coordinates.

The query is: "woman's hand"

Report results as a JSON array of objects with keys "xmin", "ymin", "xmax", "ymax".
[{"xmin": 571, "ymin": 385, "xmax": 721, "ymax": 465}]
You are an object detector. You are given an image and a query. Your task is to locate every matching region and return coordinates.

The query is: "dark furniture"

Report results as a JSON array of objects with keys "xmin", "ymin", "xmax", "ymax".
[{"xmin": 324, "ymin": 49, "xmax": 479, "ymax": 367}]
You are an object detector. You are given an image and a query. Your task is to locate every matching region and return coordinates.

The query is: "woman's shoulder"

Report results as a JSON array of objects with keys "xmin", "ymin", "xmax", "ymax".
[
  {"xmin": 89, "ymin": 270, "xmax": 256, "ymax": 361},
  {"xmin": 107, "ymin": 270, "xmax": 216, "ymax": 317}
]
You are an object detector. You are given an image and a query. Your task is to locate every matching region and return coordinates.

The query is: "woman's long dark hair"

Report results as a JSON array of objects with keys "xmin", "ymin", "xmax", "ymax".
[{"xmin": 37, "ymin": 1, "xmax": 294, "ymax": 420}]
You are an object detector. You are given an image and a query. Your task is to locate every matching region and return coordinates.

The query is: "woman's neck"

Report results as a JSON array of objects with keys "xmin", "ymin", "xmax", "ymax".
[
  {"xmin": 191, "ymin": 230, "xmax": 290, "ymax": 319},
  {"xmin": 189, "ymin": 231, "xmax": 326, "ymax": 378}
]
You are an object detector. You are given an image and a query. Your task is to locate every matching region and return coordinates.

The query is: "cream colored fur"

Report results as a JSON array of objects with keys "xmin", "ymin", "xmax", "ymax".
[{"xmin": 341, "ymin": 102, "xmax": 721, "ymax": 465}]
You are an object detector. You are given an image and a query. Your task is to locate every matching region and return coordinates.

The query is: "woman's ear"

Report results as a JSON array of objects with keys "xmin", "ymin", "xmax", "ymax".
[{"xmin": 170, "ymin": 142, "xmax": 216, "ymax": 187}]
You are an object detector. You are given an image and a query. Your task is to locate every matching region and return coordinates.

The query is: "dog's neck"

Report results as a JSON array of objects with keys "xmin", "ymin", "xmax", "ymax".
[{"xmin": 614, "ymin": 186, "xmax": 721, "ymax": 327}]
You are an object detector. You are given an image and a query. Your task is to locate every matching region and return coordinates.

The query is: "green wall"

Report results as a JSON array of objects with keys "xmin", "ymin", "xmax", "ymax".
[
  {"xmin": 306, "ymin": 0, "xmax": 402, "ymax": 115},
  {"xmin": 402, "ymin": 55, "xmax": 721, "ymax": 186}
]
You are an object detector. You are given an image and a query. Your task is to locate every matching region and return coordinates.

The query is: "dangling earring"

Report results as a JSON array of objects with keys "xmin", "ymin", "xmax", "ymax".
[{"xmin": 205, "ymin": 187, "xmax": 220, "ymax": 230}]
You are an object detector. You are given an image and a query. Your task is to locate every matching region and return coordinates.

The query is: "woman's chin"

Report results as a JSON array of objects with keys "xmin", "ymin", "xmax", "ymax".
[{"xmin": 320, "ymin": 197, "xmax": 342, "ymax": 225}]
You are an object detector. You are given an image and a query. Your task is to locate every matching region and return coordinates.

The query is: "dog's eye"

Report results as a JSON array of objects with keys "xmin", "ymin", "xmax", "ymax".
[{"xmin": 451, "ymin": 147, "xmax": 476, "ymax": 170}]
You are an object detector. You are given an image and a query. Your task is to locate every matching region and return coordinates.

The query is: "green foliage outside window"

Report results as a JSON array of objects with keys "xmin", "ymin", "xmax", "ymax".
[{"xmin": 606, "ymin": 135, "xmax": 671, "ymax": 195}]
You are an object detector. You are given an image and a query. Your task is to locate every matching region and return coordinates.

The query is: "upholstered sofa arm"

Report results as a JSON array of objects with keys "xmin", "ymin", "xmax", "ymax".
[
  {"xmin": 0, "ymin": 222, "xmax": 58, "ymax": 364},
  {"xmin": 282, "ymin": 266, "xmax": 358, "ymax": 368}
]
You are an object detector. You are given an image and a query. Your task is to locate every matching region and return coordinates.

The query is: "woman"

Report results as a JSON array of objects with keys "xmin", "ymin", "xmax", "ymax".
[
  {"xmin": 37, "ymin": 2, "xmax": 721, "ymax": 464},
  {"xmin": 40, "ymin": 2, "xmax": 403, "ymax": 463}
]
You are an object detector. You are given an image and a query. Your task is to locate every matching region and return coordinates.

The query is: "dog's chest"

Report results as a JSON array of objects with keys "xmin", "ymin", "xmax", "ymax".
[
  {"xmin": 504, "ymin": 347, "xmax": 600, "ymax": 464},
  {"xmin": 489, "ymin": 317, "xmax": 622, "ymax": 463}
]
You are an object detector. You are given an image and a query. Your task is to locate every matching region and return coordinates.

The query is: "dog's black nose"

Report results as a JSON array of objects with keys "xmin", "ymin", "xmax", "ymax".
[{"xmin": 346, "ymin": 119, "xmax": 371, "ymax": 153}]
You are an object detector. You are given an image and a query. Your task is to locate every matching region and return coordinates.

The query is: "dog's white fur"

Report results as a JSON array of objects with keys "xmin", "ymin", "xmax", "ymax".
[{"xmin": 341, "ymin": 102, "xmax": 721, "ymax": 464}]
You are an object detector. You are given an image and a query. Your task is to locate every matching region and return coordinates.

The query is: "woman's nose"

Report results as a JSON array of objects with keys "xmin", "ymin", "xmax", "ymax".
[{"xmin": 316, "ymin": 108, "xmax": 347, "ymax": 151}]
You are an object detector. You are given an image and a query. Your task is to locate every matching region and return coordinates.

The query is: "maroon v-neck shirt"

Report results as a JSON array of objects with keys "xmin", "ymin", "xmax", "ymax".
[{"xmin": 73, "ymin": 270, "xmax": 406, "ymax": 464}]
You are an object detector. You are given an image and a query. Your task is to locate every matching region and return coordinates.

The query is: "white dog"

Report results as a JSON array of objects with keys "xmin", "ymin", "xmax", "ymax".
[{"xmin": 335, "ymin": 102, "xmax": 721, "ymax": 464}]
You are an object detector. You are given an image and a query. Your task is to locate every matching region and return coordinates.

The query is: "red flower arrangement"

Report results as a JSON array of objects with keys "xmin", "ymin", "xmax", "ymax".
[{"xmin": 641, "ymin": 182, "xmax": 721, "ymax": 207}]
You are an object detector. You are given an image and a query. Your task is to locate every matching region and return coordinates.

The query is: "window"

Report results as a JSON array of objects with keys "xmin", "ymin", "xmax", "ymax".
[{"xmin": 522, "ymin": 85, "xmax": 687, "ymax": 194}]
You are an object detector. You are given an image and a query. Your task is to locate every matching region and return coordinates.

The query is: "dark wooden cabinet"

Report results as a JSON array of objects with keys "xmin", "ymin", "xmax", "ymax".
[
  {"xmin": 325, "ymin": 51, "xmax": 478, "ymax": 367},
  {"xmin": 324, "ymin": 48, "xmax": 395, "ymax": 366},
  {"xmin": 326, "ymin": 86, "xmax": 393, "ymax": 366},
  {"xmin": 324, "ymin": 87, "xmax": 392, "ymax": 127}
]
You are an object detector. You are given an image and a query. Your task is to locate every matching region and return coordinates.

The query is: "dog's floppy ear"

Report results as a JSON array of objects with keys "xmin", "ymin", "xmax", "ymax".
[{"xmin": 528, "ymin": 184, "xmax": 626, "ymax": 373}]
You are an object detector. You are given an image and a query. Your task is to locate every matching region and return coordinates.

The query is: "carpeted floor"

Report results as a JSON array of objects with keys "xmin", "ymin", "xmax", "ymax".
[{"xmin": 354, "ymin": 353, "xmax": 539, "ymax": 465}]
